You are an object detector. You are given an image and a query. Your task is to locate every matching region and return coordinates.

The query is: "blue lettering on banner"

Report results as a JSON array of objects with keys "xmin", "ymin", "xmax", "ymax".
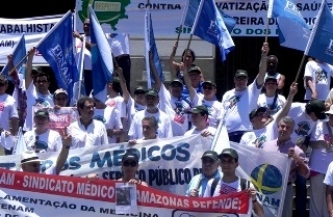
[{"xmin": 257, "ymin": 194, "xmax": 280, "ymax": 210}]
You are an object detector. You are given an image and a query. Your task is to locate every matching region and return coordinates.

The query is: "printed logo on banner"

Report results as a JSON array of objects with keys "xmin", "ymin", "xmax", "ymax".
[
  {"xmin": 250, "ymin": 164, "xmax": 283, "ymax": 210},
  {"xmin": 78, "ymin": 0, "xmax": 131, "ymax": 31},
  {"xmin": 172, "ymin": 210, "xmax": 238, "ymax": 217}
]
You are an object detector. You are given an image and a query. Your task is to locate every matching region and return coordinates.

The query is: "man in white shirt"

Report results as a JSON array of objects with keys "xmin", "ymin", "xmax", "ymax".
[
  {"xmin": 68, "ymin": 97, "xmax": 108, "ymax": 148},
  {"xmin": 24, "ymin": 47, "xmax": 54, "ymax": 132},
  {"xmin": 24, "ymin": 109, "xmax": 62, "ymax": 153},
  {"xmin": 222, "ymin": 42, "xmax": 268, "ymax": 142},
  {"xmin": 128, "ymin": 89, "xmax": 172, "ymax": 139},
  {"xmin": 129, "ymin": 116, "xmax": 159, "ymax": 145},
  {"xmin": 304, "ymin": 59, "xmax": 333, "ymax": 101}
]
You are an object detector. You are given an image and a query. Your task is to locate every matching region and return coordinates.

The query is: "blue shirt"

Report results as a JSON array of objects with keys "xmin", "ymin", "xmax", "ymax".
[{"xmin": 186, "ymin": 170, "xmax": 221, "ymax": 197}]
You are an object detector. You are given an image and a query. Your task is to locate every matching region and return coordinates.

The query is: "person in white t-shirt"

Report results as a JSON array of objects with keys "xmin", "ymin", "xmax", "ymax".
[
  {"xmin": 222, "ymin": 42, "xmax": 269, "ymax": 142},
  {"xmin": 24, "ymin": 47, "xmax": 54, "ymax": 132},
  {"xmin": 308, "ymin": 105, "xmax": 333, "ymax": 217},
  {"xmin": 20, "ymin": 131, "xmax": 71, "ymax": 175},
  {"xmin": 258, "ymin": 76, "xmax": 286, "ymax": 115},
  {"xmin": 304, "ymin": 59, "xmax": 333, "ymax": 101},
  {"xmin": 204, "ymin": 148, "xmax": 264, "ymax": 217},
  {"xmin": 266, "ymin": 55, "xmax": 285, "ymax": 93},
  {"xmin": 241, "ymin": 82, "xmax": 298, "ymax": 148},
  {"xmin": 68, "ymin": 97, "xmax": 108, "ymax": 148},
  {"xmin": 128, "ymin": 89, "xmax": 172, "ymax": 139},
  {"xmin": 184, "ymin": 105, "xmax": 216, "ymax": 137},
  {"xmin": 128, "ymin": 116, "xmax": 159, "ymax": 145},
  {"xmin": 24, "ymin": 109, "xmax": 62, "ymax": 153},
  {"xmin": 323, "ymin": 161, "xmax": 333, "ymax": 217}
]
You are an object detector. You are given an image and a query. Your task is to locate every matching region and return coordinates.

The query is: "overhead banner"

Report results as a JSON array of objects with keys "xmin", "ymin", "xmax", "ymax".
[
  {"xmin": 0, "ymin": 169, "xmax": 252, "ymax": 217},
  {"xmin": 75, "ymin": 0, "xmax": 332, "ymax": 37}
]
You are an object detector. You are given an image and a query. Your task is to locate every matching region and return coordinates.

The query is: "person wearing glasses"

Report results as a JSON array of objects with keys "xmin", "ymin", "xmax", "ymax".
[
  {"xmin": 204, "ymin": 148, "xmax": 264, "ymax": 217},
  {"xmin": 183, "ymin": 67, "xmax": 222, "ymax": 128},
  {"xmin": 118, "ymin": 151, "xmax": 148, "ymax": 186},
  {"xmin": 24, "ymin": 47, "xmax": 54, "ymax": 132},
  {"xmin": 23, "ymin": 109, "xmax": 62, "ymax": 153},
  {"xmin": 186, "ymin": 150, "xmax": 221, "ymax": 197}
]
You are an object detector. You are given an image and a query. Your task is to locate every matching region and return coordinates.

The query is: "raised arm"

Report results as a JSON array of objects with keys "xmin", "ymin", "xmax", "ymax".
[
  {"xmin": 115, "ymin": 67, "xmax": 130, "ymax": 103},
  {"xmin": 168, "ymin": 41, "xmax": 179, "ymax": 79},
  {"xmin": 275, "ymin": 82, "xmax": 298, "ymax": 125},
  {"xmin": 182, "ymin": 66, "xmax": 196, "ymax": 102},
  {"xmin": 55, "ymin": 132, "xmax": 71, "ymax": 175},
  {"xmin": 255, "ymin": 42, "xmax": 269, "ymax": 87},
  {"xmin": 25, "ymin": 47, "xmax": 35, "ymax": 89}
]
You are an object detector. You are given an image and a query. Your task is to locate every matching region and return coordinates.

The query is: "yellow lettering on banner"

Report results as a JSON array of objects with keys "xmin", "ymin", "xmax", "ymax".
[
  {"xmin": 0, "ymin": 172, "xmax": 14, "ymax": 185},
  {"xmin": 94, "ymin": 1, "xmax": 121, "ymax": 12}
]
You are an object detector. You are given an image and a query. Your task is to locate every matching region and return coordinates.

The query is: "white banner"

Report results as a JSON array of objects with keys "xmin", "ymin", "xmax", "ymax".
[
  {"xmin": 75, "ymin": 0, "xmax": 332, "ymax": 37},
  {"xmin": 1, "ymin": 135, "xmax": 212, "ymax": 194},
  {"xmin": 0, "ymin": 169, "xmax": 252, "ymax": 217},
  {"xmin": 0, "ymin": 15, "xmax": 63, "ymax": 65}
]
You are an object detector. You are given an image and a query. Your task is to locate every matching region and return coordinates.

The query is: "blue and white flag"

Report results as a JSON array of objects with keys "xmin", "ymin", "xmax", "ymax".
[
  {"xmin": 184, "ymin": 0, "xmax": 236, "ymax": 33},
  {"xmin": 144, "ymin": 10, "xmax": 164, "ymax": 88},
  {"xmin": 89, "ymin": 5, "xmax": 113, "ymax": 102},
  {"xmin": 36, "ymin": 11, "xmax": 79, "ymax": 101},
  {"xmin": 305, "ymin": 0, "xmax": 333, "ymax": 65},
  {"xmin": 1, "ymin": 33, "xmax": 26, "ymax": 77},
  {"xmin": 268, "ymin": 0, "xmax": 308, "ymax": 29},
  {"xmin": 191, "ymin": 0, "xmax": 235, "ymax": 61},
  {"xmin": 276, "ymin": 17, "xmax": 311, "ymax": 51}
]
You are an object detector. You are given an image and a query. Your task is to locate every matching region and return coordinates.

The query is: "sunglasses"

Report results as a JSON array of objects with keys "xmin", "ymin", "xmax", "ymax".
[
  {"xmin": 36, "ymin": 80, "xmax": 48, "ymax": 84},
  {"xmin": 27, "ymin": 162, "xmax": 41, "ymax": 168},
  {"xmin": 55, "ymin": 97, "xmax": 67, "ymax": 101},
  {"xmin": 0, "ymin": 83, "xmax": 5, "ymax": 87},
  {"xmin": 123, "ymin": 161, "xmax": 137, "ymax": 167},
  {"xmin": 221, "ymin": 159, "xmax": 236, "ymax": 164}
]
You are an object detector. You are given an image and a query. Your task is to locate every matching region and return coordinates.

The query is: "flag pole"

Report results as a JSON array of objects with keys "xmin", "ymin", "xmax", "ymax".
[
  {"xmin": 7, "ymin": 54, "xmax": 29, "ymax": 75},
  {"xmin": 294, "ymin": 54, "xmax": 306, "ymax": 82},
  {"xmin": 265, "ymin": 18, "xmax": 269, "ymax": 42},
  {"xmin": 77, "ymin": 36, "xmax": 86, "ymax": 100},
  {"xmin": 186, "ymin": 34, "xmax": 193, "ymax": 49}
]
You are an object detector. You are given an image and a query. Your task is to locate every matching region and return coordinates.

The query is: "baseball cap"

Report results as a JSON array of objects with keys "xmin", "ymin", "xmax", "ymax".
[
  {"xmin": 170, "ymin": 79, "xmax": 183, "ymax": 86},
  {"xmin": 187, "ymin": 105, "xmax": 209, "ymax": 115},
  {"xmin": 202, "ymin": 80, "xmax": 217, "ymax": 88},
  {"xmin": 307, "ymin": 100, "xmax": 327, "ymax": 120},
  {"xmin": 122, "ymin": 152, "xmax": 139, "ymax": 163},
  {"xmin": 32, "ymin": 66, "xmax": 43, "ymax": 74},
  {"xmin": 188, "ymin": 66, "xmax": 202, "ymax": 74},
  {"xmin": 34, "ymin": 109, "xmax": 49, "ymax": 119},
  {"xmin": 265, "ymin": 75, "xmax": 278, "ymax": 83},
  {"xmin": 201, "ymin": 150, "xmax": 219, "ymax": 161},
  {"xmin": 145, "ymin": 89, "xmax": 158, "ymax": 97},
  {"xmin": 234, "ymin": 69, "xmax": 248, "ymax": 78},
  {"xmin": 219, "ymin": 148, "xmax": 239, "ymax": 161},
  {"xmin": 249, "ymin": 107, "xmax": 267, "ymax": 120},
  {"xmin": 110, "ymin": 77, "xmax": 120, "ymax": 84},
  {"xmin": 326, "ymin": 105, "xmax": 333, "ymax": 115},
  {"xmin": 54, "ymin": 88, "xmax": 68, "ymax": 97},
  {"xmin": 134, "ymin": 86, "xmax": 146, "ymax": 94}
]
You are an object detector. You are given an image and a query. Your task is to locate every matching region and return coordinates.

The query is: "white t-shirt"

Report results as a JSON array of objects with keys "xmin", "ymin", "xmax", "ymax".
[
  {"xmin": 204, "ymin": 177, "xmax": 254, "ymax": 197},
  {"xmin": 287, "ymin": 102, "xmax": 317, "ymax": 146},
  {"xmin": 192, "ymin": 93, "xmax": 223, "ymax": 129},
  {"xmin": 257, "ymin": 93, "xmax": 286, "ymax": 115},
  {"xmin": 24, "ymin": 83, "xmax": 54, "ymax": 131},
  {"xmin": 128, "ymin": 109, "xmax": 173, "ymax": 140},
  {"xmin": 309, "ymin": 121, "xmax": 333, "ymax": 174},
  {"xmin": 304, "ymin": 61, "xmax": 333, "ymax": 101},
  {"xmin": 68, "ymin": 119, "xmax": 108, "ymax": 149},
  {"xmin": 323, "ymin": 161, "xmax": 333, "ymax": 186},
  {"xmin": 24, "ymin": 129, "xmax": 62, "ymax": 153},
  {"xmin": 222, "ymin": 81, "xmax": 262, "ymax": 132},
  {"xmin": 104, "ymin": 107, "xmax": 123, "ymax": 144},
  {"xmin": 106, "ymin": 33, "xmax": 130, "ymax": 56},
  {"xmin": 158, "ymin": 84, "xmax": 190, "ymax": 136},
  {"xmin": 75, "ymin": 36, "xmax": 92, "ymax": 70},
  {"xmin": 105, "ymin": 95, "xmax": 126, "ymax": 119},
  {"xmin": 0, "ymin": 94, "xmax": 18, "ymax": 131},
  {"xmin": 126, "ymin": 97, "xmax": 145, "ymax": 131},
  {"xmin": 184, "ymin": 126, "xmax": 216, "ymax": 136}
]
